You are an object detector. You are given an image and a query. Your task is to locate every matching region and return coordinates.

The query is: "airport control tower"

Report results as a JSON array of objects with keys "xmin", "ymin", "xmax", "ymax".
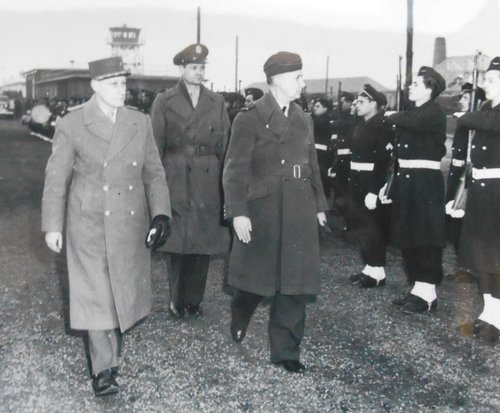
[{"xmin": 108, "ymin": 25, "xmax": 144, "ymax": 75}]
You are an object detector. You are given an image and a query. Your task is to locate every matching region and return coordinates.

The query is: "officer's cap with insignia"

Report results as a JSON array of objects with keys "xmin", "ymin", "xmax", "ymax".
[
  {"xmin": 417, "ymin": 66, "xmax": 446, "ymax": 97},
  {"xmin": 358, "ymin": 84, "xmax": 387, "ymax": 107},
  {"xmin": 173, "ymin": 43, "xmax": 209, "ymax": 66},
  {"xmin": 340, "ymin": 91, "xmax": 355, "ymax": 102},
  {"xmin": 263, "ymin": 51, "xmax": 302, "ymax": 77},
  {"xmin": 88, "ymin": 56, "xmax": 130, "ymax": 80},
  {"xmin": 487, "ymin": 56, "xmax": 500, "ymax": 72}
]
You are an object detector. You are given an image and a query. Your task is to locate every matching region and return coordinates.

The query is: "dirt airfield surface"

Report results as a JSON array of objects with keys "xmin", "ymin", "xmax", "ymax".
[{"xmin": 0, "ymin": 119, "xmax": 498, "ymax": 412}]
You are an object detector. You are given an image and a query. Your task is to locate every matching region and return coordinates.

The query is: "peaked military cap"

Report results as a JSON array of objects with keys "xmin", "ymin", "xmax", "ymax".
[
  {"xmin": 173, "ymin": 43, "xmax": 209, "ymax": 65},
  {"xmin": 358, "ymin": 84, "xmax": 387, "ymax": 106},
  {"xmin": 417, "ymin": 66, "xmax": 446, "ymax": 95},
  {"xmin": 460, "ymin": 82, "xmax": 486, "ymax": 102},
  {"xmin": 88, "ymin": 56, "xmax": 130, "ymax": 80},
  {"xmin": 340, "ymin": 91, "xmax": 355, "ymax": 102},
  {"xmin": 487, "ymin": 56, "xmax": 500, "ymax": 72},
  {"xmin": 245, "ymin": 87, "xmax": 264, "ymax": 100},
  {"xmin": 263, "ymin": 51, "xmax": 302, "ymax": 77}
]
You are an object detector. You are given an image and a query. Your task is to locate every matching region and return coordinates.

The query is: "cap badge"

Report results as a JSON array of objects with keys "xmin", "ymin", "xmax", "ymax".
[{"xmin": 195, "ymin": 44, "xmax": 202, "ymax": 54}]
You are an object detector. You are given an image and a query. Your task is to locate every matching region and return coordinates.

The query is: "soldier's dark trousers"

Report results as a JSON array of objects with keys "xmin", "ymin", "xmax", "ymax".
[
  {"xmin": 168, "ymin": 253, "xmax": 210, "ymax": 306},
  {"xmin": 231, "ymin": 289, "xmax": 306, "ymax": 363},
  {"xmin": 401, "ymin": 247, "xmax": 443, "ymax": 285},
  {"xmin": 476, "ymin": 271, "xmax": 500, "ymax": 299},
  {"xmin": 88, "ymin": 329, "xmax": 121, "ymax": 375}
]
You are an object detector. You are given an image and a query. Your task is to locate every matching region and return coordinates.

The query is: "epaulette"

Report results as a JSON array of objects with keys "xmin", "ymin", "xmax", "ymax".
[{"xmin": 67, "ymin": 103, "xmax": 85, "ymax": 112}]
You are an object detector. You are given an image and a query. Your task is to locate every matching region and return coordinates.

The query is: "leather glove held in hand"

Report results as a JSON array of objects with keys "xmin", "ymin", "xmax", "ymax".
[{"xmin": 146, "ymin": 215, "xmax": 171, "ymax": 250}]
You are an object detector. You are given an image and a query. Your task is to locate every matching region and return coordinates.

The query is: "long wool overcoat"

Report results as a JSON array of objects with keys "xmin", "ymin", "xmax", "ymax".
[
  {"xmin": 42, "ymin": 95, "xmax": 171, "ymax": 332},
  {"xmin": 387, "ymin": 100, "xmax": 447, "ymax": 248},
  {"xmin": 457, "ymin": 102, "xmax": 500, "ymax": 274},
  {"xmin": 150, "ymin": 80, "xmax": 231, "ymax": 254},
  {"xmin": 223, "ymin": 93, "xmax": 328, "ymax": 296}
]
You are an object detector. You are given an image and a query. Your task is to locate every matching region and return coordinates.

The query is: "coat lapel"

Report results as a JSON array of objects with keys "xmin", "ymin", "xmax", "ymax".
[
  {"xmin": 83, "ymin": 95, "xmax": 114, "ymax": 142},
  {"xmin": 189, "ymin": 85, "xmax": 214, "ymax": 126},
  {"xmin": 105, "ymin": 107, "xmax": 138, "ymax": 161},
  {"xmin": 257, "ymin": 92, "xmax": 289, "ymax": 139}
]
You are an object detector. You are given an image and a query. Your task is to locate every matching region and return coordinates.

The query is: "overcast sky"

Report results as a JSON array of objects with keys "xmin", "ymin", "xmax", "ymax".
[{"xmin": 0, "ymin": 0, "xmax": 498, "ymax": 90}]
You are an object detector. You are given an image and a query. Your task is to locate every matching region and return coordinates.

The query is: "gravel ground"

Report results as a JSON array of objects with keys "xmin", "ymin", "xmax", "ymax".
[{"xmin": 0, "ymin": 119, "xmax": 499, "ymax": 412}]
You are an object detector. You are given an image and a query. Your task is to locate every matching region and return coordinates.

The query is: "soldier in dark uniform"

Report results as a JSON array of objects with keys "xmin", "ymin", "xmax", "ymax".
[
  {"xmin": 380, "ymin": 66, "xmax": 447, "ymax": 314},
  {"xmin": 347, "ymin": 84, "xmax": 393, "ymax": 288},
  {"xmin": 223, "ymin": 51, "xmax": 328, "ymax": 373},
  {"xmin": 454, "ymin": 57, "xmax": 500, "ymax": 345},
  {"xmin": 445, "ymin": 83, "xmax": 485, "ymax": 282},
  {"xmin": 150, "ymin": 43, "xmax": 231, "ymax": 318},
  {"xmin": 312, "ymin": 97, "xmax": 334, "ymax": 200},
  {"xmin": 329, "ymin": 92, "xmax": 357, "ymax": 214}
]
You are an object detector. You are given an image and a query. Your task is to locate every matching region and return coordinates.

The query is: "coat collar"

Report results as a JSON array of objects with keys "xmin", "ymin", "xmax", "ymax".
[
  {"xmin": 83, "ymin": 94, "xmax": 138, "ymax": 160},
  {"xmin": 256, "ymin": 92, "xmax": 308, "ymax": 139},
  {"xmin": 168, "ymin": 80, "xmax": 217, "ymax": 127}
]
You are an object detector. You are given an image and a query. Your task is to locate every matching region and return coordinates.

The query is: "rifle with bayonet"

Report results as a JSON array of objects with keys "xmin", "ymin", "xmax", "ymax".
[
  {"xmin": 381, "ymin": 56, "xmax": 403, "ymax": 198},
  {"xmin": 451, "ymin": 50, "xmax": 481, "ymax": 211}
]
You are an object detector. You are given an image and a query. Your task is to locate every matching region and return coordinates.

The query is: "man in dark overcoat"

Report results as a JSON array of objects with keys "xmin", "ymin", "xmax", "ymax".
[
  {"xmin": 150, "ymin": 43, "xmax": 231, "ymax": 318},
  {"xmin": 380, "ymin": 66, "xmax": 447, "ymax": 314},
  {"xmin": 42, "ymin": 57, "xmax": 172, "ymax": 396},
  {"xmin": 347, "ymin": 84, "xmax": 393, "ymax": 288},
  {"xmin": 454, "ymin": 57, "xmax": 500, "ymax": 345},
  {"xmin": 223, "ymin": 51, "xmax": 328, "ymax": 373}
]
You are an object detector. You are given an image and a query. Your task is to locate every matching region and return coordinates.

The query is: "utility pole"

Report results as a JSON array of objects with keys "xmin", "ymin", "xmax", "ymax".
[
  {"xmin": 235, "ymin": 36, "xmax": 239, "ymax": 92},
  {"xmin": 405, "ymin": 0, "xmax": 413, "ymax": 96},
  {"xmin": 196, "ymin": 7, "xmax": 201, "ymax": 43},
  {"xmin": 325, "ymin": 56, "xmax": 329, "ymax": 95}
]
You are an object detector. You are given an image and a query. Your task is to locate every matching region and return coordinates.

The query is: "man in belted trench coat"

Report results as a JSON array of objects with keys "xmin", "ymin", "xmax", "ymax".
[
  {"xmin": 42, "ymin": 56, "xmax": 171, "ymax": 396},
  {"xmin": 223, "ymin": 51, "xmax": 328, "ymax": 373},
  {"xmin": 150, "ymin": 43, "xmax": 230, "ymax": 318}
]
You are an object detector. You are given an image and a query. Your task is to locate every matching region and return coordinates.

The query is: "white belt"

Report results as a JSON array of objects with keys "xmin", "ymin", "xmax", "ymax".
[
  {"xmin": 350, "ymin": 161, "xmax": 374, "ymax": 171},
  {"xmin": 331, "ymin": 134, "xmax": 338, "ymax": 140},
  {"xmin": 337, "ymin": 149, "xmax": 351, "ymax": 155},
  {"xmin": 399, "ymin": 159, "xmax": 441, "ymax": 170},
  {"xmin": 472, "ymin": 167, "xmax": 500, "ymax": 179},
  {"xmin": 452, "ymin": 159, "xmax": 465, "ymax": 167},
  {"xmin": 315, "ymin": 143, "xmax": 328, "ymax": 151}
]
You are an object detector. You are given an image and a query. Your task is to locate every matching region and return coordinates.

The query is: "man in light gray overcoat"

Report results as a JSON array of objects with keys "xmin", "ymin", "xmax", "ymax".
[{"xmin": 42, "ymin": 56, "xmax": 171, "ymax": 396}]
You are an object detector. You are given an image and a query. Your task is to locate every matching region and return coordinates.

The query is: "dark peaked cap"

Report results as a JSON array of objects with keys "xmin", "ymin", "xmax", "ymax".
[
  {"xmin": 173, "ymin": 43, "xmax": 209, "ymax": 65},
  {"xmin": 417, "ymin": 66, "xmax": 446, "ymax": 95},
  {"xmin": 460, "ymin": 82, "xmax": 486, "ymax": 102},
  {"xmin": 358, "ymin": 84, "xmax": 387, "ymax": 106},
  {"xmin": 487, "ymin": 56, "xmax": 500, "ymax": 71},
  {"xmin": 245, "ymin": 88, "xmax": 264, "ymax": 100},
  {"xmin": 263, "ymin": 51, "xmax": 302, "ymax": 77},
  {"xmin": 88, "ymin": 56, "xmax": 130, "ymax": 80}
]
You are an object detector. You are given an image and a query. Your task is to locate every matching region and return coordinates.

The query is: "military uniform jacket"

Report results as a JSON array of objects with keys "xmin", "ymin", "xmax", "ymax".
[
  {"xmin": 446, "ymin": 122, "xmax": 469, "ymax": 202},
  {"xmin": 388, "ymin": 100, "xmax": 447, "ymax": 248},
  {"xmin": 349, "ymin": 113, "xmax": 393, "ymax": 202},
  {"xmin": 457, "ymin": 102, "xmax": 500, "ymax": 274},
  {"xmin": 330, "ymin": 112, "xmax": 357, "ymax": 177},
  {"xmin": 41, "ymin": 95, "xmax": 171, "ymax": 332},
  {"xmin": 223, "ymin": 92, "xmax": 328, "ymax": 296},
  {"xmin": 150, "ymin": 80, "xmax": 231, "ymax": 254}
]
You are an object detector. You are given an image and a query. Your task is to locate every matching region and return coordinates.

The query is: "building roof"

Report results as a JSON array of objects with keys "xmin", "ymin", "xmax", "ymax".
[{"xmin": 246, "ymin": 76, "xmax": 389, "ymax": 96}]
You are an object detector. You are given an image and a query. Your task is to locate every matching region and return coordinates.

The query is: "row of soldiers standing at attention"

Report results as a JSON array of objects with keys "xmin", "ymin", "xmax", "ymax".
[
  {"xmin": 41, "ymin": 42, "xmax": 499, "ymax": 397},
  {"xmin": 312, "ymin": 61, "xmax": 500, "ymax": 340}
]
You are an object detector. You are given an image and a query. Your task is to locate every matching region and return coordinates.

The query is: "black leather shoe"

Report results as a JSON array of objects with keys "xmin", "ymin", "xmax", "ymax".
[
  {"xmin": 349, "ymin": 272, "xmax": 363, "ymax": 284},
  {"xmin": 359, "ymin": 274, "xmax": 386, "ymax": 288},
  {"xmin": 169, "ymin": 301, "xmax": 185, "ymax": 318},
  {"xmin": 474, "ymin": 319, "xmax": 500, "ymax": 345},
  {"xmin": 392, "ymin": 292, "xmax": 411, "ymax": 306},
  {"xmin": 401, "ymin": 294, "xmax": 437, "ymax": 314},
  {"xmin": 186, "ymin": 304, "xmax": 203, "ymax": 316},
  {"xmin": 92, "ymin": 369, "xmax": 119, "ymax": 397},
  {"xmin": 273, "ymin": 360, "xmax": 306, "ymax": 373}
]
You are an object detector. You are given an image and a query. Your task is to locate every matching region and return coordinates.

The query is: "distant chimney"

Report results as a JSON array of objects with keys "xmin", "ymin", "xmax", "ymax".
[{"xmin": 433, "ymin": 37, "xmax": 446, "ymax": 67}]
